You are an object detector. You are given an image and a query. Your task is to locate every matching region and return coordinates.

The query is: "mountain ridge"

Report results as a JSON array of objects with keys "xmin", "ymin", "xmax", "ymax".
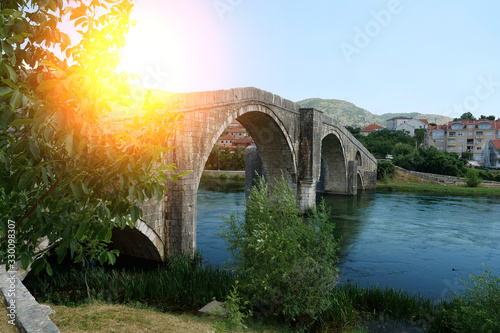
[{"xmin": 297, "ymin": 98, "xmax": 452, "ymax": 128}]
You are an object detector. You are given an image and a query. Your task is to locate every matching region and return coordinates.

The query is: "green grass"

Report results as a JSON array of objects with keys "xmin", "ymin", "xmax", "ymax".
[
  {"xmin": 377, "ymin": 183, "xmax": 500, "ymax": 196},
  {"xmin": 24, "ymin": 255, "xmax": 234, "ymax": 311},
  {"xmin": 200, "ymin": 172, "xmax": 245, "ymax": 181}
]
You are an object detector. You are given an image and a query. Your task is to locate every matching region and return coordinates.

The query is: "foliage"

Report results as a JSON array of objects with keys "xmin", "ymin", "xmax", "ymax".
[
  {"xmin": 377, "ymin": 161, "xmax": 396, "ymax": 180},
  {"xmin": 479, "ymin": 115, "xmax": 496, "ymax": 120},
  {"xmin": 453, "ymin": 112, "xmax": 476, "ymax": 121},
  {"xmin": 464, "ymin": 169, "xmax": 482, "ymax": 187},
  {"xmin": 414, "ymin": 128, "xmax": 426, "ymax": 146},
  {"xmin": 358, "ymin": 129, "xmax": 414, "ymax": 159},
  {"xmin": 460, "ymin": 151, "xmax": 473, "ymax": 161},
  {"xmin": 205, "ymin": 146, "xmax": 246, "ymax": 171},
  {"xmin": 392, "ymin": 146, "xmax": 466, "ymax": 177},
  {"xmin": 24, "ymin": 254, "xmax": 234, "ymax": 309},
  {"xmin": 0, "ymin": 0, "xmax": 181, "ymax": 272},
  {"xmin": 219, "ymin": 175, "xmax": 339, "ymax": 328},
  {"xmin": 433, "ymin": 267, "xmax": 500, "ymax": 332},
  {"xmin": 214, "ymin": 280, "xmax": 252, "ymax": 333},
  {"xmin": 376, "ymin": 183, "xmax": 500, "ymax": 196}
]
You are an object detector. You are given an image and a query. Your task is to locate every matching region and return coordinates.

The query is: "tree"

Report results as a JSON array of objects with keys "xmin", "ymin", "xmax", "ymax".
[
  {"xmin": 0, "ymin": 0, "xmax": 181, "ymax": 273},
  {"xmin": 359, "ymin": 129, "xmax": 414, "ymax": 159},
  {"xmin": 219, "ymin": 176, "xmax": 339, "ymax": 328},
  {"xmin": 454, "ymin": 112, "xmax": 476, "ymax": 121},
  {"xmin": 414, "ymin": 128, "xmax": 427, "ymax": 146},
  {"xmin": 479, "ymin": 115, "xmax": 496, "ymax": 121}
]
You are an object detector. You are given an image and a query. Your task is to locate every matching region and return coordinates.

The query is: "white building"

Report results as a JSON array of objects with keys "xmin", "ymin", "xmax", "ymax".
[{"xmin": 386, "ymin": 117, "xmax": 428, "ymax": 136}]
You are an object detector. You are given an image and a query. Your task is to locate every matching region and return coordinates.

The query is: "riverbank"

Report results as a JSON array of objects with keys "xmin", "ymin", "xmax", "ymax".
[
  {"xmin": 202, "ymin": 170, "xmax": 245, "ymax": 181},
  {"xmin": 377, "ymin": 170, "xmax": 500, "ymax": 196}
]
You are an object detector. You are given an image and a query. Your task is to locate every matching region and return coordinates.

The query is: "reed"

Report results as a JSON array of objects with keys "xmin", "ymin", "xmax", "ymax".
[{"xmin": 24, "ymin": 255, "xmax": 234, "ymax": 310}]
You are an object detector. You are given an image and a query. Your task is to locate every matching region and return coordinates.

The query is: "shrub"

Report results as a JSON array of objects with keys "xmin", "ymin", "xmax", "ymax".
[
  {"xmin": 219, "ymin": 175, "xmax": 339, "ymax": 329},
  {"xmin": 377, "ymin": 161, "xmax": 396, "ymax": 180},
  {"xmin": 464, "ymin": 169, "xmax": 482, "ymax": 187},
  {"xmin": 433, "ymin": 268, "xmax": 500, "ymax": 332}
]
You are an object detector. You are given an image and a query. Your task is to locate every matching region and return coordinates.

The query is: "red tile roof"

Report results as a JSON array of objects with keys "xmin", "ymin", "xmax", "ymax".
[
  {"xmin": 491, "ymin": 139, "xmax": 500, "ymax": 149},
  {"xmin": 218, "ymin": 134, "xmax": 236, "ymax": 141},
  {"xmin": 361, "ymin": 124, "xmax": 384, "ymax": 132},
  {"xmin": 419, "ymin": 119, "xmax": 429, "ymax": 124},
  {"xmin": 233, "ymin": 137, "xmax": 253, "ymax": 144},
  {"xmin": 228, "ymin": 127, "xmax": 246, "ymax": 133}
]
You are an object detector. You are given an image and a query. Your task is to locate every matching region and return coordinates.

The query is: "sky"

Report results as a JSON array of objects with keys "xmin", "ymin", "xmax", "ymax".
[{"xmin": 112, "ymin": 0, "xmax": 500, "ymax": 120}]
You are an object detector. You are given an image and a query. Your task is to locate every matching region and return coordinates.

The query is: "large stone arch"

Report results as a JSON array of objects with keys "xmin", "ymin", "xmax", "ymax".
[
  {"xmin": 318, "ymin": 132, "xmax": 347, "ymax": 194},
  {"xmin": 198, "ymin": 103, "xmax": 297, "ymax": 189},
  {"xmin": 110, "ymin": 219, "xmax": 164, "ymax": 262}
]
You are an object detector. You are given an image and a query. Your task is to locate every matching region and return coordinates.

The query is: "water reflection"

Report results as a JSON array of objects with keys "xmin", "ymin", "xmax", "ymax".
[{"xmin": 197, "ymin": 179, "xmax": 500, "ymax": 299}]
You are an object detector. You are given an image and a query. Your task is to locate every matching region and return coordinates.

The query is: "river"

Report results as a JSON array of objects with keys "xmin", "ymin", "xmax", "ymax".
[{"xmin": 196, "ymin": 178, "xmax": 500, "ymax": 300}]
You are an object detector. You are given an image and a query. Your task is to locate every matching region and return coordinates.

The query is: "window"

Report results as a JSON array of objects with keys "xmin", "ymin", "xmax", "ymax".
[
  {"xmin": 449, "ymin": 147, "xmax": 455, "ymax": 151},
  {"xmin": 476, "ymin": 131, "xmax": 483, "ymax": 136},
  {"xmin": 458, "ymin": 132, "xmax": 464, "ymax": 136},
  {"xmin": 486, "ymin": 131, "xmax": 494, "ymax": 136},
  {"xmin": 459, "ymin": 146, "xmax": 463, "ymax": 150},
  {"xmin": 449, "ymin": 132, "xmax": 456, "ymax": 137},
  {"xmin": 468, "ymin": 132, "xmax": 473, "ymax": 136},
  {"xmin": 451, "ymin": 123, "xmax": 464, "ymax": 130},
  {"xmin": 449, "ymin": 139, "xmax": 455, "ymax": 144},
  {"xmin": 468, "ymin": 125, "xmax": 475, "ymax": 129},
  {"xmin": 477, "ymin": 139, "xmax": 482, "ymax": 143},
  {"xmin": 459, "ymin": 139, "xmax": 464, "ymax": 143},
  {"xmin": 477, "ymin": 147, "xmax": 481, "ymax": 150},
  {"xmin": 478, "ymin": 122, "xmax": 492, "ymax": 129}
]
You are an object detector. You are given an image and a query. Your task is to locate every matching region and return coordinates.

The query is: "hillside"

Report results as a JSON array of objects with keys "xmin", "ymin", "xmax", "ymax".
[{"xmin": 297, "ymin": 98, "xmax": 452, "ymax": 128}]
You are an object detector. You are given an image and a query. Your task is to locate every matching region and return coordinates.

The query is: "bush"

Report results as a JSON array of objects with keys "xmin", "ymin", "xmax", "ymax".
[
  {"xmin": 377, "ymin": 161, "xmax": 396, "ymax": 180},
  {"xmin": 219, "ymin": 176, "xmax": 339, "ymax": 329},
  {"xmin": 433, "ymin": 268, "xmax": 500, "ymax": 332},
  {"xmin": 464, "ymin": 169, "xmax": 482, "ymax": 187}
]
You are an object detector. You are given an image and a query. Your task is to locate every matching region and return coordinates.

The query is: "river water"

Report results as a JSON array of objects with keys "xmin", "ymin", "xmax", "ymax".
[{"xmin": 196, "ymin": 179, "xmax": 500, "ymax": 300}]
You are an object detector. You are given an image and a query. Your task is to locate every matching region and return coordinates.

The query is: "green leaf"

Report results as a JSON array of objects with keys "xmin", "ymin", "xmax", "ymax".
[
  {"xmin": 3, "ymin": 63, "xmax": 17, "ymax": 82},
  {"xmin": 76, "ymin": 221, "xmax": 89, "ymax": 241},
  {"xmin": 107, "ymin": 251, "xmax": 116, "ymax": 265},
  {"xmin": 9, "ymin": 90, "xmax": 22, "ymax": 108},
  {"xmin": 0, "ymin": 86, "xmax": 12, "ymax": 98},
  {"xmin": 130, "ymin": 205, "xmax": 141, "ymax": 222},
  {"xmin": 20, "ymin": 253, "xmax": 30, "ymax": 269},
  {"xmin": 65, "ymin": 133, "xmax": 73, "ymax": 156},
  {"xmin": 9, "ymin": 118, "xmax": 33, "ymax": 127},
  {"xmin": 45, "ymin": 263, "xmax": 53, "ymax": 276},
  {"xmin": 33, "ymin": 107, "xmax": 53, "ymax": 132},
  {"xmin": 70, "ymin": 181, "xmax": 83, "ymax": 200},
  {"xmin": 29, "ymin": 140, "xmax": 40, "ymax": 159},
  {"xmin": 19, "ymin": 170, "xmax": 35, "ymax": 189}
]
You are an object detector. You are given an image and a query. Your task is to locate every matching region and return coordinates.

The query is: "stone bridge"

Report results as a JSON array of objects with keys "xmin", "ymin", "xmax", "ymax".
[{"xmin": 111, "ymin": 87, "xmax": 377, "ymax": 261}]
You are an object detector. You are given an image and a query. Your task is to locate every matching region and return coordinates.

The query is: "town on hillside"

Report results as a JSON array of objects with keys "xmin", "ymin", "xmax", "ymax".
[{"xmin": 360, "ymin": 116, "xmax": 500, "ymax": 168}]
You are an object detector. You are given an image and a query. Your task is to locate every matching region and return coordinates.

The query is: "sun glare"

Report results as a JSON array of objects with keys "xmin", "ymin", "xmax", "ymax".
[{"xmin": 117, "ymin": 1, "xmax": 225, "ymax": 93}]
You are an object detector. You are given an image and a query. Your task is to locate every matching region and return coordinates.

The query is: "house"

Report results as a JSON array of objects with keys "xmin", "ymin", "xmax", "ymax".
[
  {"xmin": 360, "ymin": 124, "xmax": 384, "ymax": 136},
  {"xmin": 426, "ymin": 125, "xmax": 447, "ymax": 152},
  {"xmin": 425, "ymin": 119, "xmax": 500, "ymax": 161},
  {"xmin": 228, "ymin": 126, "xmax": 247, "ymax": 139},
  {"xmin": 216, "ymin": 134, "xmax": 236, "ymax": 147},
  {"xmin": 481, "ymin": 139, "xmax": 500, "ymax": 168},
  {"xmin": 386, "ymin": 117, "xmax": 428, "ymax": 136},
  {"xmin": 232, "ymin": 137, "xmax": 254, "ymax": 149}
]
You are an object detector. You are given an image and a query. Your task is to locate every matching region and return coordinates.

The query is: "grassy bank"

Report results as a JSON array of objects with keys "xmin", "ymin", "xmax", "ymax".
[
  {"xmin": 377, "ymin": 182, "xmax": 500, "ymax": 196},
  {"xmin": 201, "ymin": 171, "xmax": 245, "ymax": 181},
  {"xmin": 377, "ymin": 170, "xmax": 500, "ymax": 196}
]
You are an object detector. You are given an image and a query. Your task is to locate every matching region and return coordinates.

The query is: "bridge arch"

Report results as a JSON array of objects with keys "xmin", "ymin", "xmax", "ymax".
[
  {"xmin": 357, "ymin": 171, "xmax": 364, "ymax": 189},
  {"xmin": 318, "ymin": 132, "xmax": 347, "ymax": 194},
  {"xmin": 200, "ymin": 103, "xmax": 297, "ymax": 189},
  {"xmin": 110, "ymin": 219, "xmax": 164, "ymax": 261}
]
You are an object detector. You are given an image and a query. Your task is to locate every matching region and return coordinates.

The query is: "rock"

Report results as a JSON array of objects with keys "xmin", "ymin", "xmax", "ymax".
[
  {"xmin": 40, "ymin": 304, "xmax": 56, "ymax": 317},
  {"xmin": 198, "ymin": 300, "xmax": 226, "ymax": 317}
]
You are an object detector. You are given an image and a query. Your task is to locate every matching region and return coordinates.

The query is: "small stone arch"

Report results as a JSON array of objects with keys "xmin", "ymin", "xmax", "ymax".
[
  {"xmin": 110, "ymin": 219, "xmax": 164, "ymax": 262},
  {"xmin": 356, "ymin": 150, "xmax": 362, "ymax": 167},
  {"xmin": 357, "ymin": 172, "xmax": 364, "ymax": 190},
  {"xmin": 318, "ymin": 132, "xmax": 347, "ymax": 194}
]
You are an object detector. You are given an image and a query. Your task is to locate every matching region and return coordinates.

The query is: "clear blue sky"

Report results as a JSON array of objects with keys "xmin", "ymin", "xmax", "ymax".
[{"xmin": 117, "ymin": 0, "xmax": 500, "ymax": 120}]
